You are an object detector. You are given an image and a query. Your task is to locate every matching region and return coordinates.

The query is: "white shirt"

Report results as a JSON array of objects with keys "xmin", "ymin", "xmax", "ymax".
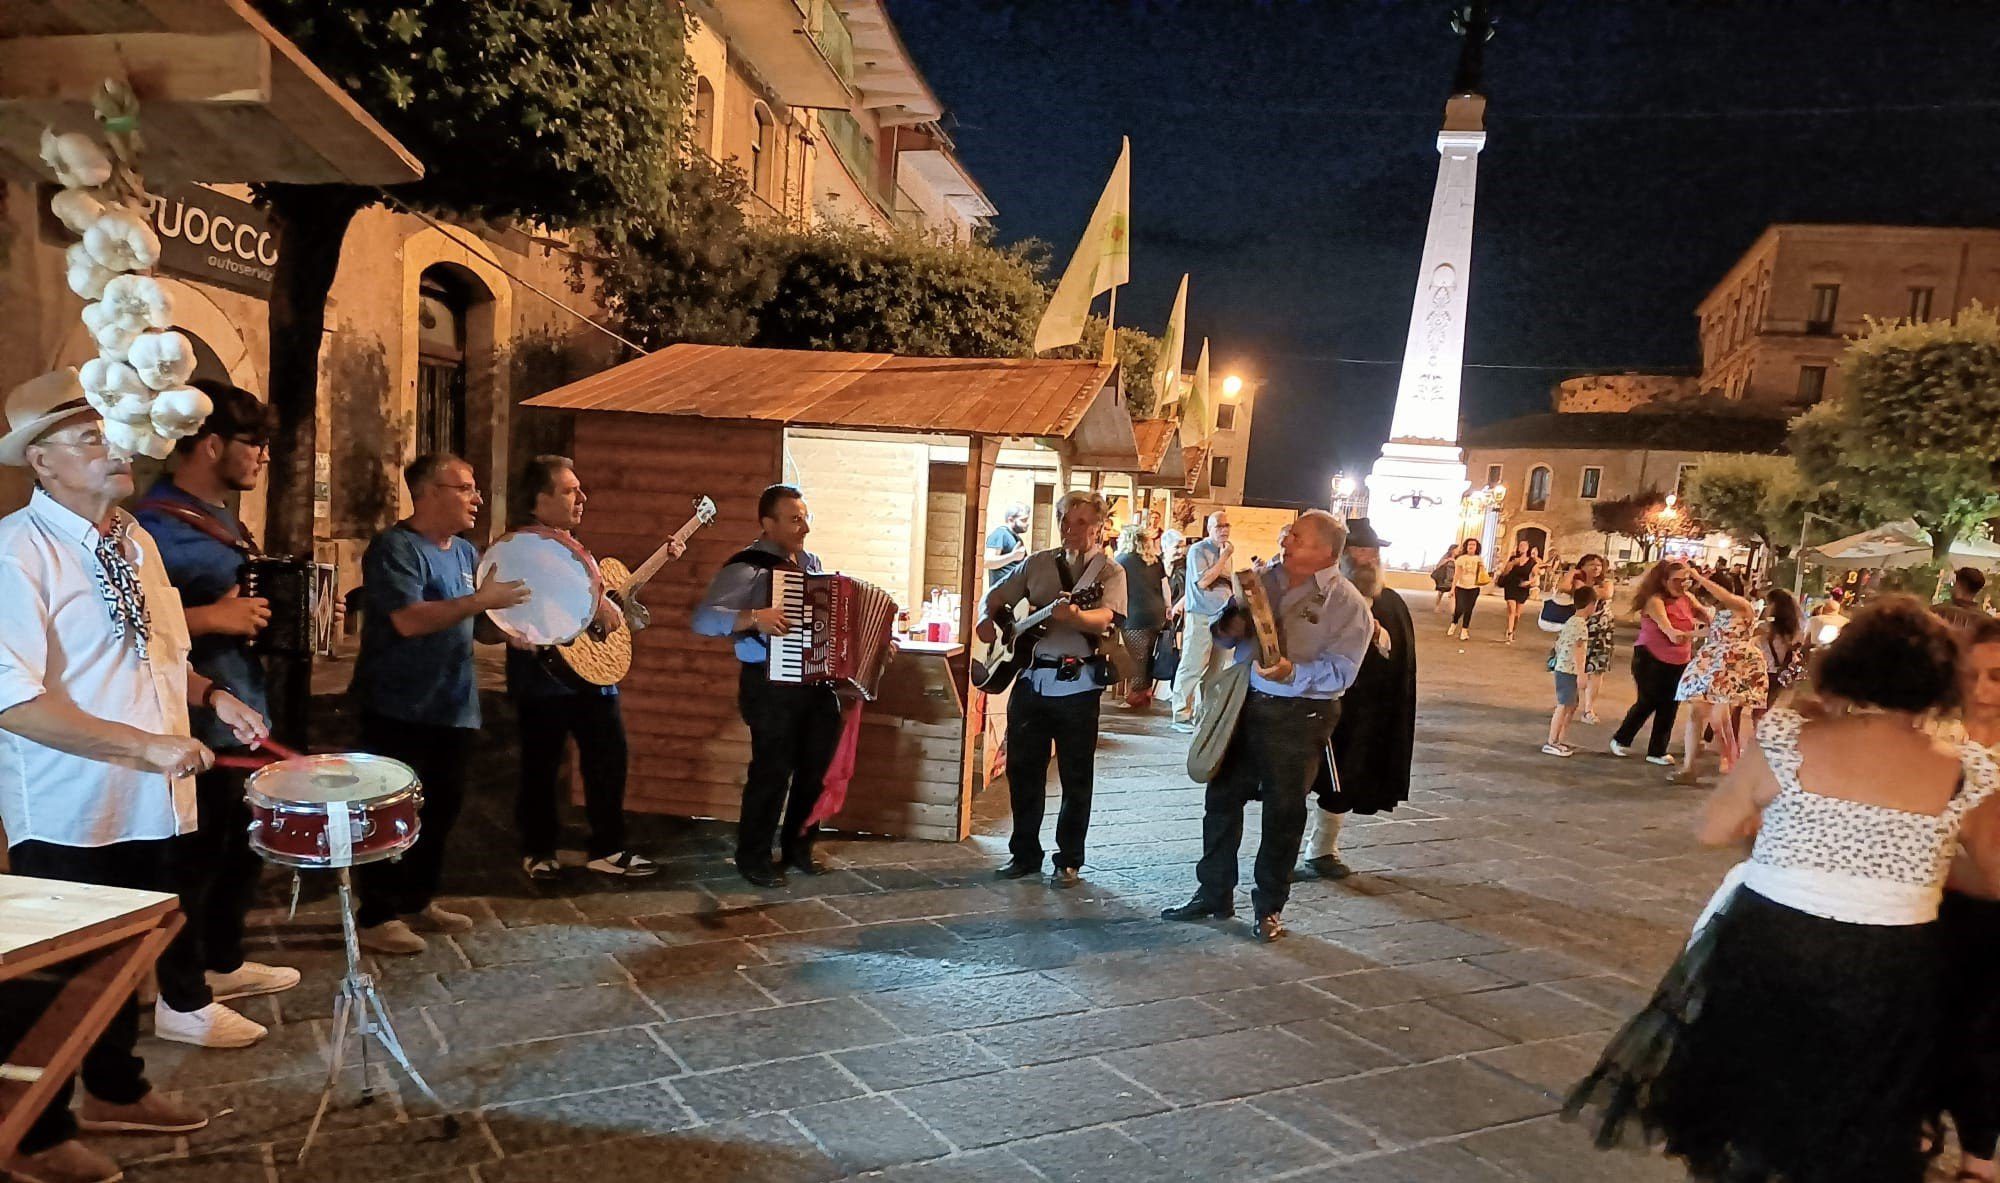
[{"xmin": 0, "ymin": 489, "xmax": 196, "ymax": 846}]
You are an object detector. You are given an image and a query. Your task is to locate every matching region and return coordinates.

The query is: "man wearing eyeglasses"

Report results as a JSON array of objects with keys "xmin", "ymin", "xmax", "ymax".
[
  {"xmin": 349, "ymin": 453, "xmax": 528, "ymax": 955},
  {"xmin": 0, "ymin": 369, "xmax": 269, "ymax": 1183},
  {"xmin": 131, "ymin": 380, "xmax": 299, "ymax": 1051}
]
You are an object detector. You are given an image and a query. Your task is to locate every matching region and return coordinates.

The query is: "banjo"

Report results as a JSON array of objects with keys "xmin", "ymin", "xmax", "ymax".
[{"xmin": 551, "ymin": 496, "xmax": 718, "ymax": 686}]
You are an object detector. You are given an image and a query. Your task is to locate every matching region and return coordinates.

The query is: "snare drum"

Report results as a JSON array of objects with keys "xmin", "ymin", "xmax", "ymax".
[{"xmin": 246, "ymin": 754, "xmax": 423, "ymax": 869}]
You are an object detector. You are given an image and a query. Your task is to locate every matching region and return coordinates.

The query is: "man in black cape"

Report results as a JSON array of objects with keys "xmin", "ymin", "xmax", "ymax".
[{"xmin": 1301, "ymin": 518, "xmax": 1417, "ymax": 879}]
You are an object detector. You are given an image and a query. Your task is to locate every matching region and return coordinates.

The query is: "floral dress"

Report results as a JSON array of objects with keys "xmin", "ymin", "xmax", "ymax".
[
  {"xmin": 1584, "ymin": 600, "xmax": 1615, "ymax": 673},
  {"xmin": 1676, "ymin": 608, "xmax": 1769, "ymax": 708}
]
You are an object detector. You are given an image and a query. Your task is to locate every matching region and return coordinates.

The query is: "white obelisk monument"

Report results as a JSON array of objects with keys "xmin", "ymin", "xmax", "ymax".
[{"xmin": 1367, "ymin": 3, "xmax": 1492, "ymax": 569}]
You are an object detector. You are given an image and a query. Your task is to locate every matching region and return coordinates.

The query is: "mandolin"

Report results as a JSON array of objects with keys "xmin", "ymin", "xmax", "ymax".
[
  {"xmin": 969, "ymin": 584, "xmax": 1106, "ymax": 694},
  {"xmin": 548, "ymin": 496, "xmax": 718, "ymax": 687}
]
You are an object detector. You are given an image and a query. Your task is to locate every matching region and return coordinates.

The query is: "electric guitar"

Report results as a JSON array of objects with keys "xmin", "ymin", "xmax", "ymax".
[
  {"xmin": 970, "ymin": 584, "xmax": 1106, "ymax": 693},
  {"xmin": 549, "ymin": 496, "xmax": 718, "ymax": 687}
]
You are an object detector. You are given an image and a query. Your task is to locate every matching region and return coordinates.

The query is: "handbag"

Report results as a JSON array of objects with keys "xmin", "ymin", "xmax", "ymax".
[
  {"xmin": 1150, "ymin": 625, "xmax": 1181, "ymax": 682},
  {"xmin": 1185, "ymin": 659, "xmax": 1250, "ymax": 783}
]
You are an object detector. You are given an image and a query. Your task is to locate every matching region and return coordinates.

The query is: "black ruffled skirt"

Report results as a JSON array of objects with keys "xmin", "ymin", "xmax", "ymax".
[{"xmin": 1564, "ymin": 885, "xmax": 1944, "ymax": 1183}]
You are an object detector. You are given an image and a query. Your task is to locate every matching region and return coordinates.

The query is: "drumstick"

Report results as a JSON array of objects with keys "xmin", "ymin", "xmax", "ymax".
[{"xmin": 255, "ymin": 737, "xmax": 306, "ymax": 760}]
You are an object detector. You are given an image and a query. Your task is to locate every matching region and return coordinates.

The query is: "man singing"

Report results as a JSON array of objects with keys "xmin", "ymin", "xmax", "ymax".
[
  {"xmin": 1171, "ymin": 510, "xmax": 1233, "ymax": 734},
  {"xmin": 1301, "ymin": 518, "xmax": 1418, "ymax": 880},
  {"xmin": 979, "ymin": 490, "xmax": 1127, "ymax": 888},
  {"xmin": 131, "ymin": 380, "xmax": 301, "ymax": 1050},
  {"xmin": 507, "ymin": 455, "xmax": 674, "ymax": 881},
  {"xmin": 693, "ymin": 483, "xmax": 840, "ymax": 888},
  {"xmin": 351, "ymin": 454, "xmax": 527, "ymax": 954},
  {"xmin": 1162, "ymin": 511, "xmax": 1373, "ymax": 941},
  {"xmin": 0, "ymin": 370, "xmax": 267, "ymax": 1183}
]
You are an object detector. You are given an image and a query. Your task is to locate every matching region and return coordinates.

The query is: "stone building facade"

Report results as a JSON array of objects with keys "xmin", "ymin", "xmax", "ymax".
[
  {"xmin": 1552, "ymin": 373, "xmax": 1698, "ymax": 414},
  {"xmin": 1697, "ymin": 223, "xmax": 2000, "ymax": 409}
]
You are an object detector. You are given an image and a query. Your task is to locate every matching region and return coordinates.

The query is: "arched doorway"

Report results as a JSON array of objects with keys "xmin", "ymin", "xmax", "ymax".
[
  {"xmin": 1514, "ymin": 525, "xmax": 1549, "ymax": 557},
  {"xmin": 416, "ymin": 268, "xmax": 470, "ymax": 459}
]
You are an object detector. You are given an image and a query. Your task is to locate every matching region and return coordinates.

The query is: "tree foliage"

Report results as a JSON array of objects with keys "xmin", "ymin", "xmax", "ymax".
[
  {"xmin": 1790, "ymin": 396, "xmax": 2000, "ymax": 561},
  {"xmin": 1048, "ymin": 316, "xmax": 1164, "ymax": 415},
  {"xmin": 1682, "ymin": 454, "xmax": 1864, "ymax": 554},
  {"xmin": 1590, "ymin": 487, "xmax": 1704, "ymax": 562},
  {"xmin": 1839, "ymin": 303, "xmax": 2000, "ymax": 463}
]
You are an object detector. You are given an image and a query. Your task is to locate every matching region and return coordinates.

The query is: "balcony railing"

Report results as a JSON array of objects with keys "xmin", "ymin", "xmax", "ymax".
[
  {"xmin": 800, "ymin": 0, "xmax": 855, "ymax": 86},
  {"xmin": 820, "ymin": 108, "xmax": 889, "ymax": 214}
]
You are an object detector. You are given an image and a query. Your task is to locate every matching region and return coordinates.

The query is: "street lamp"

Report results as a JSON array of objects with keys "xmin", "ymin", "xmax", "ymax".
[{"xmin": 1221, "ymin": 374, "xmax": 1244, "ymax": 398}]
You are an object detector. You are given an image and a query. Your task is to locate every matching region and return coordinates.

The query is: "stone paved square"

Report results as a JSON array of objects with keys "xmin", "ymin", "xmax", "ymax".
[{"xmin": 99, "ymin": 609, "xmax": 1817, "ymax": 1180}]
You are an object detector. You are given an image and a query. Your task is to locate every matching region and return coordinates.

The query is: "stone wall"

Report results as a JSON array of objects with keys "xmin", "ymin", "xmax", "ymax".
[{"xmin": 1551, "ymin": 373, "xmax": 1700, "ymax": 414}]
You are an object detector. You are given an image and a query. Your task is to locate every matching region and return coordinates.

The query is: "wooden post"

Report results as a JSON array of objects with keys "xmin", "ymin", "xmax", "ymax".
[{"xmin": 956, "ymin": 434, "xmax": 1001, "ymax": 840}]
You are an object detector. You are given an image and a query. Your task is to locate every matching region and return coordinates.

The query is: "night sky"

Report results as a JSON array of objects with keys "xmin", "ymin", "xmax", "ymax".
[{"xmin": 891, "ymin": 0, "xmax": 2000, "ymax": 504}]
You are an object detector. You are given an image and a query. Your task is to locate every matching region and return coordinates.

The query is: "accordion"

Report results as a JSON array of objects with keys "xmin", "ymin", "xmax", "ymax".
[
  {"xmin": 240, "ymin": 556, "xmax": 337, "ymax": 658},
  {"xmin": 768, "ymin": 571, "xmax": 898, "ymax": 699}
]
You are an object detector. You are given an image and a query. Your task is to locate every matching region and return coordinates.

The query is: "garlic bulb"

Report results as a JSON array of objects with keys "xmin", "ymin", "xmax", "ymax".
[
  {"xmin": 65, "ymin": 242, "xmax": 114, "ymax": 300},
  {"xmin": 83, "ymin": 207, "xmax": 160, "ymax": 273},
  {"xmin": 102, "ymin": 418, "xmax": 151, "ymax": 457},
  {"xmin": 133, "ymin": 427, "xmax": 176, "ymax": 460},
  {"xmin": 80, "ymin": 301, "xmax": 140, "ymax": 361},
  {"xmin": 39, "ymin": 129, "xmax": 112, "ymax": 189},
  {"xmin": 127, "ymin": 331, "xmax": 196, "ymax": 392},
  {"xmin": 149, "ymin": 386, "xmax": 213, "ymax": 441},
  {"xmin": 79, "ymin": 357, "xmax": 154, "ymax": 425},
  {"xmin": 51, "ymin": 188, "xmax": 107, "ymax": 235},
  {"xmin": 99, "ymin": 274, "xmax": 174, "ymax": 333}
]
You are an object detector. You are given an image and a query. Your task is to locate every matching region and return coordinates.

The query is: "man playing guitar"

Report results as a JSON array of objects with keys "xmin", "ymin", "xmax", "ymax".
[
  {"xmin": 503, "ymin": 455, "xmax": 677, "ymax": 881},
  {"xmin": 978, "ymin": 490, "xmax": 1127, "ymax": 888},
  {"xmin": 692, "ymin": 483, "xmax": 841, "ymax": 888}
]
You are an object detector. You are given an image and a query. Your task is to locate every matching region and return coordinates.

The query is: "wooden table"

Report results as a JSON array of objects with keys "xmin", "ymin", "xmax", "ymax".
[{"xmin": 0, "ymin": 875, "xmax": 182, "ymax": 1161}]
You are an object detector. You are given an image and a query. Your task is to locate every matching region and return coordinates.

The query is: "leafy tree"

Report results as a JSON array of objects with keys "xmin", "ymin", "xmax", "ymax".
[
  {"xmin": 250, "ymin": 0, "xmax": 692, "ymax": 552},
  {"xmin": 1790, "ymin": 398, "xmax": 2000, "ymax": 561},
  {"xmin": 1682, "ymin": 454, "xmax": 1863, "ymax": 560},
  {"xmin": 1838, "ymin": 303, "xmax": 2000, "ymax": 464},
  {"xmin": 1048, "ymin": 316, "xmax": 1164, "ymax": 416},
  {"xmin": 1591, "ymin": 487, "xmax": 1703, "ymax": 563}
]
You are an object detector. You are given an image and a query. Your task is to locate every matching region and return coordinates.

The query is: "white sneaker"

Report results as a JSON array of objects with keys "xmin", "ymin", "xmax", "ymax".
[
  {"xmin": 204, "ymin": 962, "xmax": 300, "ymax": 1002},
  {"xmin": 1170, "ymin": 720, "xmax": 1196, "ymax": 734},
  {"xmin": 1541, "ymin": 743, "xmax": 1573, "ymax": 758},
  {"xmin": 411, "ymin": 903, "xmax": 474, "ymax": 934},
  {"xmin": 358, "ymin": 919, "xmax": 427, "ymax": 955},
  {"xmin": 1646, "ymin": 754, "xmax": 1677, "ymax": 767},
  {"xmin": 1609, "ymin": 740, "xmax": 1632, "ymax": 757},
  {"xmin": 153, "ymin": 1000, "xmax": 267, "ymax": 1049}
]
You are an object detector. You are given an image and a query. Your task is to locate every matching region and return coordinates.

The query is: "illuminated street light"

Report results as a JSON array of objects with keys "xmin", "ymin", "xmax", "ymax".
[{"xmin": 1221, "ymin": 374, "xmax": 1244, "ymax": 397}]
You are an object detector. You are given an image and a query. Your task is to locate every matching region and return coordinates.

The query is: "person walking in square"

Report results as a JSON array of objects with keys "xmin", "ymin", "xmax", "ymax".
[
  {"xmin": 1162, "ymin": 511, "xmax": 1374, "ymax": 941},
  {"xmin": 1670, "ymin": 569, "xmax": 1767, "ymax": 785},
  {"xmin": 1447, "ymin": 538, "xmax": 1487, "ymax": 640},
  {"xmin": 1610, "ymin": 560, "xmax": 1705, "ymax": 766},
  {"xmin": 1544, "ymin": 584, "xmax": 1598, "ymax": 756}
]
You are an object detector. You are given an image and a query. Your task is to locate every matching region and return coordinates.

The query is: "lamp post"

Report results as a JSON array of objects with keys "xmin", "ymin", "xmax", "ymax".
[
  {"xmin": 1793, "ymin": 509, "xmax": 1846, "ymax": 602},
  {"xmin": 1461, "ymin": 482, "xmax": 1505, "ymax": 557}
]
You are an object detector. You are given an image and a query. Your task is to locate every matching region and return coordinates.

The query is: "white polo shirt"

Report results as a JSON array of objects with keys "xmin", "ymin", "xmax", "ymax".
[{"xmin": 0, "ymin": 489, "xmax": 196, "ymax": 847}]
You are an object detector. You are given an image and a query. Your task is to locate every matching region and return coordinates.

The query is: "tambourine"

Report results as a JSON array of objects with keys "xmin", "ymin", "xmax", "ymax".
[{"xmin": 476, "ymin": 527, "xmax": 602, "ymax": 646}]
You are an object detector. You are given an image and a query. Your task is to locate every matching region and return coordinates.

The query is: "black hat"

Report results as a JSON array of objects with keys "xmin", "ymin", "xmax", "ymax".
[{"xmin": 1345, "ymin": 517, "xmax": 1389, "ymax": 548}]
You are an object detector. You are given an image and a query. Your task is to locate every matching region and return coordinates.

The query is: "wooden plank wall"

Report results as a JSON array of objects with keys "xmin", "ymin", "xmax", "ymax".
[
  {"xmin": 923, "ymin": 461, "xmax": 965, "ymax": 594},
  {"xmin": 785, "ymin": 436, "xmax": 928, "ymax": 611},
  {"xmin": 572, "ymin": 413, "xmax": 783, "ymax": 822}
]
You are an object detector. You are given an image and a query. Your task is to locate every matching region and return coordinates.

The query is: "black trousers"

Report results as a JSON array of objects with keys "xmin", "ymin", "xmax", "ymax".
[
  {"xmin": 3, "ymin": 839, "xmax": 173, "ymax": 1154},
  {"xmin": 154, "ymin": 767, "xmax": 263, "ymax": 1010},
  {"xmin": 736, "ymin": 662, "xmax": 843, "ymax": 869},
  {"xmin": 1941, "ymin": 891, "xmax": 2000, "ymax": 1160},
  {"xmin": 1450, "ymin": 587, "xmax": 1480, "ymax": 629},
  {"xmin": 1005, "ymin": 681, "xmax": 1104, "ymax": 871},
  {"xmin": 1613, "ymin": 648, "xmax": 1687, "ymax": 759},
  {"xmin": 515, "ymin": 691, "xmax": 628, "ymax": 860},
  {"xmin": 356, "ymin": 715, "xmax": 473, "ymax": 929},
  {"xmin": 1195, "ymin": 694, "xmax": 1340, "ymax": 917}
]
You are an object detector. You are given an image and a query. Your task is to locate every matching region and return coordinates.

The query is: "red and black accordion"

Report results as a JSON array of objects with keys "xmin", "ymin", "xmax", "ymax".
[{"xmin": 768, "ymin": 571, "xmax": 897, "ymax": 699}]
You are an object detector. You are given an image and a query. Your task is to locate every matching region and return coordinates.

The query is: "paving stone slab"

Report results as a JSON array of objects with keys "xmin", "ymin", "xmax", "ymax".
[
  {"xmin": 1314, "ymin": 959, "xmax": 1516, "ymax": 1009},
  {"xmin": 478, "ymin": 1114, "xmax": 842, "ymax": 1183},
  {"xmin": 669, "ymin": 1054, "xmax": 868, "ymax": 1121},
  {"xmin": 1099, "ymin": 1026, "xmax": 1361, "ymax": 1106},
  {"xmin": 973, "ymin": 997, "xmax": 1245, "ymax": 1067},
  {"xmin": 423, "ymin": 982, "xmax": 661, "ymax": 1050},
  {"xmin": 1118, "ymin": 1103, "xmax": 1337, "ymax": 1180},
  {"xmin": 838, "ymin": 1148, "xmax": 1042, "ymax": 1182},
  {"xmin": 892, "ymin": 1060, "xmax": 1168, "ymax": 1148},
  {"xmin": 1427, "ymin": 983, "xmax": 1619, "ymax": 1044},
  {"xmin": 862, "ymin": 971, "xmax": 1094, "ymax": 1036},
  {"xmin": 657, "ymin": 997, "xmax": 904, "ymax": 1072},
  {"xmin": 1281, "ymin": 1144, "xmax": 1514, "ymax": 1182},
  {"xmin": 832, "ymin": 1033, "xmax": 1009, "ymax": 1090},
  {"xmin": 633, "ymin": 968, "xmax": 782, "ymax": 1020},
  {"xmin": 1299, "ymin": 1059, "xmax": 1559, "ymax": 1146},
  {"xmin": 1003, "ymin": 1126, "xmax": 1195, "ymax": 1183},
  {"xmin": 270, "ymin": 1114, "xmax": 495, "ymax": 1182},
  {"xmin": 1326, "ymin": 1000, "xmax": 1515, "ymax": 1062},
  {"xmin": 791, "ymin": 1094, "xmax": 953, "ymax": 1174},
  {"xmin": 1460, "ymin": 1115, "xmax": 1689, "ymax": 1182},
  {"xmin": 481, "ymin": 1081, "xmax": 698, "ymax": 1154}
]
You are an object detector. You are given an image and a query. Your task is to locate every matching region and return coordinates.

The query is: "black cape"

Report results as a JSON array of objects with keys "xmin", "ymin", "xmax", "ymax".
[{"xmin": 1315, "ymin": 586, "xmax": 1418, "ymax": 814}]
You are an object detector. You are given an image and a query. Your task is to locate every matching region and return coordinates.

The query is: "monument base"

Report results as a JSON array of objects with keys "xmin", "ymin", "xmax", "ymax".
[{"xmin": 1367, "ymin": 441, "xmax": 1468, "ymax": 571}]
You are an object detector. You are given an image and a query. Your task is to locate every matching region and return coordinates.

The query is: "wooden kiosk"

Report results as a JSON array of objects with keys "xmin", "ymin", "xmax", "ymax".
[{"xmin": 523, "ymin": 344, "xmax": 1137, "ymax": 842}]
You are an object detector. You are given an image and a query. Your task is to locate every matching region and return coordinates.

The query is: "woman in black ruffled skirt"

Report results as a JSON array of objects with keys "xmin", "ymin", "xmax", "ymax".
[{"xmin": 1565, "ymin": 596, "xmax": 2000, "ymax": 1183}]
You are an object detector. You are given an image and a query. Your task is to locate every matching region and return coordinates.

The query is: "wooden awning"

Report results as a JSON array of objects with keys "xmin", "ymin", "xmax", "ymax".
[
  {"xmin": 0, "ymin": 0, "xmax": 421, "ymax": 186},
  {"xmin": 524, "ymin": 343, "xmax": 1138, "ymax": 465},
  {"xmin": 1130, "ymin": 418, "xmax": 1187, "ymax": 488}
]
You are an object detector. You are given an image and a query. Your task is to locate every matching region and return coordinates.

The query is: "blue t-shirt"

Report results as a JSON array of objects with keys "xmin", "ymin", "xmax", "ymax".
[
  {"xmin": 132, "ymin": 479, "xmax": 267, "ymax": 750},
  {"xmin": 352, "ymin": 523, "xmax": 480, "ymax": 729},
  {"xmin": 985, "ymin": 524, "xmax": 1026, "ymax": 589}
]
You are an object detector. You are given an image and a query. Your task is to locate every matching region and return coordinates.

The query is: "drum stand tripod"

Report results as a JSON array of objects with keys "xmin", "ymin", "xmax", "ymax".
[{"xmin": 297, "ymin": 867, "xmax": 456, "ymax": 1164}]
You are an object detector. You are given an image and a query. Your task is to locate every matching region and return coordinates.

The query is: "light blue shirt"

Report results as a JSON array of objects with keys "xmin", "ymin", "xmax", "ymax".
[
  {"xmin": 1185, "ymin": 539, "xmax": 1231, "ymax": 619},
  {"xmin": 692, "ymin": 539, "xmax": 820, "ymax": 663},
  {"xmin": 1220, "ymin": 563, "xmax": 1374, "ymax": 700}
]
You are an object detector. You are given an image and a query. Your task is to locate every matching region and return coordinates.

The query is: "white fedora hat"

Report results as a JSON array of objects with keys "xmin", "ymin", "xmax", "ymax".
[{"xmin": 0, "ymin": 369, "xmax": 95, "ymax": 467}]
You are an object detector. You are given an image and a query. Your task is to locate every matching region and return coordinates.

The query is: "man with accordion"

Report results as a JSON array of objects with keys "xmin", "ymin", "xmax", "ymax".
[
  {"xmin": 693, "ymin": 483, "xmax": 842, "ymax": 888},
  {"xmin": 132, "ymin": 380, "xmax": 301, "ymax": 1050}
]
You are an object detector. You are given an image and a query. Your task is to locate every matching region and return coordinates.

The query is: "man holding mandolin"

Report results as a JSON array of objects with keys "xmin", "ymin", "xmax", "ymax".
[
  {"xmin": 978, "ymin": 490, "xmax": 1127, "ymax": 888},
  {"xmin": 503, "ymin": 456, "xmax": 678, "ymax": 881}
]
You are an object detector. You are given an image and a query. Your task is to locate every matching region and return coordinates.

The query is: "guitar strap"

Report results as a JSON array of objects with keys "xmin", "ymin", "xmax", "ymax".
[
  {"xmin": 132, "ymin": 496, "xmax": 256, "ymax": 556},
  {"xmin": 1049, "ymin": 549, "xmax": 1106, "ymax": 659}
]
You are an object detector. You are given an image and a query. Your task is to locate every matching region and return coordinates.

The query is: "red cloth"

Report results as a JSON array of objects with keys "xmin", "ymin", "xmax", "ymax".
[{"xmin": 807, "ymin": 700, "xmax": 865, "ymax": 828}]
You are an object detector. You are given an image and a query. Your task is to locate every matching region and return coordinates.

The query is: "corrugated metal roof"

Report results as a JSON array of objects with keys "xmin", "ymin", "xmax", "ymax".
[{"xmin": 522, "ymin": 344, "xmax": 1117, "ymax": 439}]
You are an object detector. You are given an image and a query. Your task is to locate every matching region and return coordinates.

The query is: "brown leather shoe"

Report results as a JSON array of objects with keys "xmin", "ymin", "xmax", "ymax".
[
  {"xmin": 1255, "ymin": 913, "xmax": 1288, "ymax": 943},
  {"xmin": 77, "ymin": 1089, "xmax": 206, "ymax": 1135},
  {"xmin": 4, "ymin": 1139, "xmax": 123, "ymax": 1183}
]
